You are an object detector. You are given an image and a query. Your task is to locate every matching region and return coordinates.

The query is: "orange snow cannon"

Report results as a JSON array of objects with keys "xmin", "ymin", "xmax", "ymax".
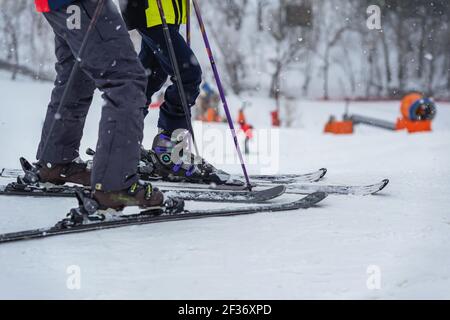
[
  {"xmin": 397, "ymin": 92, "xmax": 436, "ymax": 133},
  {"xmin": 401, "ymin": 93, "xmax": 423, "ymax": 119},
  {"xmin": 400, "ymin": 92, "xmax": 437, "ymax": 121},
  {"xmin": 324, "ymin": 92, "xmax": 436, "ymax": 134}
]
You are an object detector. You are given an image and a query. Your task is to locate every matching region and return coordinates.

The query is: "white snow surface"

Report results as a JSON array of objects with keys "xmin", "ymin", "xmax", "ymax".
[{"xmin": 0, "ymin": 75, "xmax": 449, "ymax": 299}]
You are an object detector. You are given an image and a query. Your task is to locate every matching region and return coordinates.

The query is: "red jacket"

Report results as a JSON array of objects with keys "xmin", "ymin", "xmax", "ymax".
[
  {"xmin": 240, "ymin": 123, "xmax": 254, "ymax": 139},
  {"xmin": 35, "ymin": 0, "xmax": 76, "ymax": 12}
]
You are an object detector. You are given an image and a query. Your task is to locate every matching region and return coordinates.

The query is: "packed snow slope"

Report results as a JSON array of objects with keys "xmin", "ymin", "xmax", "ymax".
[{"xmin": 0, "ymin": 75, "xmax": 449, "ymax": 299}]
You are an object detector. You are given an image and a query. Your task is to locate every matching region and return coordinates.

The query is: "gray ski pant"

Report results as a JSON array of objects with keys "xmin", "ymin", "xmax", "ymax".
[{"xmin": 36, "ymin": 0, "xmax": 147, "ymax": 192}]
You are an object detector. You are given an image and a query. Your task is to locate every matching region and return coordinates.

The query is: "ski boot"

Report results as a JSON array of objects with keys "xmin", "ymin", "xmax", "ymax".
[
  {"xmin": 140, "ymin": 129, "xmax": 244, "ymax": 186},
  {"xmin": 58, "ymin": 184, "xmax": 185, "ymax": 228},
  {"xmin": 18, "ymin": 157, "xmax": 91, "ymax": 187},
  {"xmin": 93, "ymin": 181, "xmax": 166, "ymax": 211}
]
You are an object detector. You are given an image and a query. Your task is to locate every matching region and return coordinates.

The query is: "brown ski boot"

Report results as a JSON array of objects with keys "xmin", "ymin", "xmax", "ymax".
[
  {"xmin": 64, "ymin": 186, "xmax": 183, "ymax": 227},
  {"xmin": 36, "ymin": 159, "xmax": 91, "ymax": 186},
  {"xmin": 18, "ymin": 157, "xmax": 91, "ymax": 186},
  {"xmin": 93, "ymin": 181, "xmax": 165, "ymax": 211}
]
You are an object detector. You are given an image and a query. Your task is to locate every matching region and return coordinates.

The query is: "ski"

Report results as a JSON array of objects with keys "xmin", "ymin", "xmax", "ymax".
[
  {"xmin": 136, "ymin": 179, "xmax": 390, "ymax": 196},
  {"xmin": 0, "ymin": 167, "xmax": 328, "ymax": 184},
  {"xmin": 237, "ymin": 168, "xmax": 328, "ymax": 184},
  {"xmin": 284, "ymin": 179, "xmax": 390, "ymax": 196},
  {"xmin": 0, "ymin": 192, "xmax": 327, "ymax": 244},
  {"xmin": 0, "ymin": 183, "xmax": 286, "ymax": 203},
  {"xmin": 0, "ymin": 158, "xmax": 387, "ymax": 195}
]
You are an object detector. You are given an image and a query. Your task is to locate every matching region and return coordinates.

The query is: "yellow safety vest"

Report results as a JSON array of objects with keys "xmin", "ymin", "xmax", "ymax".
[{"xmin": 145, "ymin": 0, "xmax": 187, "ymax": 28}]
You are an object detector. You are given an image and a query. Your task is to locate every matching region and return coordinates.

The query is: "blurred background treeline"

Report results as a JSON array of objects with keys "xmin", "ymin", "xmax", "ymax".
[{"xmin": 0, "ymin": 0, "xmax": 449, "ymax": 99}]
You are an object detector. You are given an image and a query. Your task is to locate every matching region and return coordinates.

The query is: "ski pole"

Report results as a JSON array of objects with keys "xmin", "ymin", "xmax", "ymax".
[
  {"xmin": 191, "ymin": 0, "xmax": 252, "ymax": 190},
  {"xmin": 155, "ymin": 0, "xmax": 200, "ymax": 158},
  {"xmin": 186, "ymin": 0, "xmax": 191, "ymax": 47},
  {"xmin": 39, "ymin": 0, "xmax": 106, "ymax": 161}
]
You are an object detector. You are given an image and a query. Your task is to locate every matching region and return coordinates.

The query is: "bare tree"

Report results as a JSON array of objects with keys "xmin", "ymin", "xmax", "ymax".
[
  {"xmin": 310, "ymin": 1, "xmax": 352, "ymax": 99},
  {"xmin": 256, "ymin": 0, "xmax": 270, "ymax": 32},
  {"xmin": 204, "ymin": 0, "xmax": 250, "ymax": 95},
  {"xmin": 0, "ymin": 0, "xmax": 54, "ymax": 81},
  {"xmin": 0, "ymin": 0, "xmax": 27, "ymax": 80},
  {"xmin": 265, "ymin": 0, "xmax": 313, "ymax": 101},
  {"xmin": 1, "ymin": 0, "xmax": 449, "ymax": 99}
]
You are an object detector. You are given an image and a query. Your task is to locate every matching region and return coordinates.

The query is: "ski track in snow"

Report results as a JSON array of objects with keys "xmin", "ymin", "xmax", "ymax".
[{"xmin": 0, "ymin": 76, "xmax": 449, "ymax": 299}]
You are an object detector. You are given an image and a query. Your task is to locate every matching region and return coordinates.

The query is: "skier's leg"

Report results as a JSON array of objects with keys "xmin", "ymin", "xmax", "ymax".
[
  {"xmin": 138, "ymin": 25, "xmax": 202, "ymax": 132},
  {"xmin": 138, "ymin": 39, "xmax": 168, "ymax": 117},
  {"xmin": 137, "ymin": 26, "xmax": 240, "ymax": 184},
  {"xmin": 42, "ymin": 0, "xmax": 147, "ymax": 193},
  {"xmin": 36, "ymin": 33, "xmax": 95, "ymax": 164},
  {"xmin": 31, "ymin": 31, "xmax": 95, "ymax": 186}
]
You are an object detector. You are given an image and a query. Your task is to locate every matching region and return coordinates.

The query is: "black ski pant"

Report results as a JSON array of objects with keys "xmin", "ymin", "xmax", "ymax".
[
  {"xmin": 36, "ymin": 0, "xmax": 147, "ymax": 192},
  {"xmin": 138, "ymin": 25, "xmax": 202, "ymax": 133}
]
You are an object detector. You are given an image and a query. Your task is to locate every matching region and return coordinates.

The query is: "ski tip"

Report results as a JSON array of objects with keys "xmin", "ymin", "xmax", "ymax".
[
  {"xmin": 274, "ymin": 184, "xmax": 288, "ymax": 196},
  {"xmin": 370, "ymin": 179, "xmax": 390, "ymax": 195},
  {"xmin": 263, "ymin": 184, "xmax": 287, "ymax": 193},
  {"xmin": 379, "ymin": 179, "xmax": 390, "ymax": 191},
  {"xmin": 319, "ymin": 168, "xmax": 328, "ymax": 179},
  {"xmin": 255, "ymin": 185, "xmax": 287, "ymax": 201},
  {"xmin": 299, "ymin": 191, "xmax": 328, "ymax": 207},
  {"xmin": 273, "ymin": 184, "xmax": 287, "ymax": 194},
  {"xmin": 313, "ymin": 191, "xmax": 328, "ymax": 200}
]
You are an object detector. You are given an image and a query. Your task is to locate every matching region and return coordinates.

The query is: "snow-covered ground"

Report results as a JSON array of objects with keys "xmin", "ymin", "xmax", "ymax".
[{"xmin": 0, "ymin": 74, "xmax": 449, "ymax": 299}]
